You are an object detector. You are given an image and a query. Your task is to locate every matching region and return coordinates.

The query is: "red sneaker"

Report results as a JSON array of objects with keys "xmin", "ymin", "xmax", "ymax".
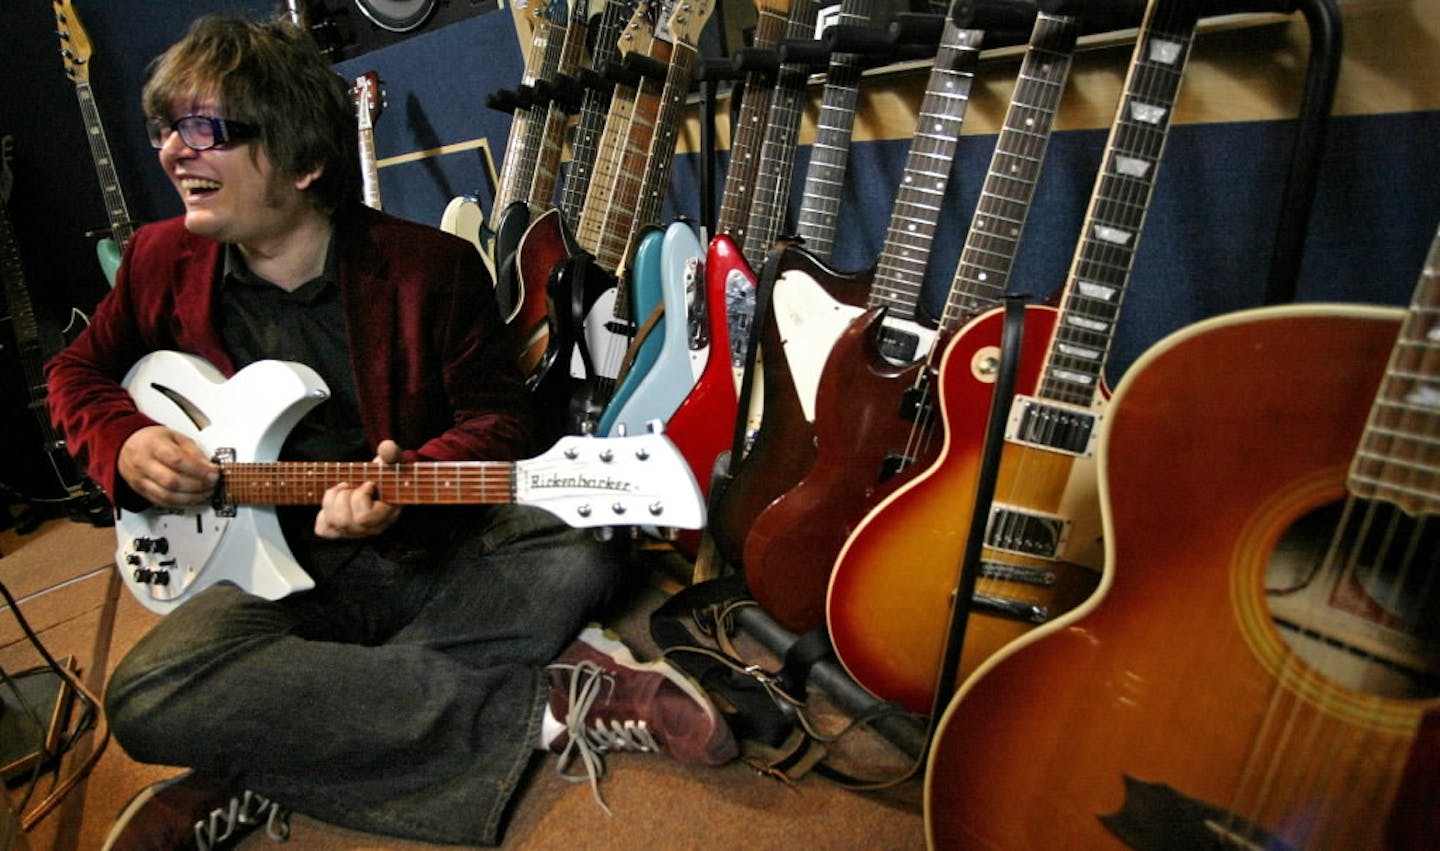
[
  {"xmin": 100, "ymin": 771, "xmax": 290, "ymax": 851},
  {"xmin": 548, "ymin": 624, "xmax": 738, "ymax": 792}
]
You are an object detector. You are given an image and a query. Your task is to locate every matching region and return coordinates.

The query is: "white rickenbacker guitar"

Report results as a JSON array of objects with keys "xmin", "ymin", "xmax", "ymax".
[
  {"xmin": 117, "ymin": 350, "xmax": 705, "ymax": 614},
  {"xmin": 352, "ymin": 71, "xmax": 385, "ymax": 210}
]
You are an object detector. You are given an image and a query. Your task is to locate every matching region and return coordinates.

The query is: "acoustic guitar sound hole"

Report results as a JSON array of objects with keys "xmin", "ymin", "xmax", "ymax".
[{"xmin": 1265, "ymin": 498, "xmax": 1439, "ymax": 700}]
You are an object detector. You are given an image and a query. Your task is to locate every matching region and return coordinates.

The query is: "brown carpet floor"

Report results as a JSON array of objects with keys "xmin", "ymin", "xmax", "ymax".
[{"xmin": 0, "ymin": 515, "xmax": 924, "ymax": 850}]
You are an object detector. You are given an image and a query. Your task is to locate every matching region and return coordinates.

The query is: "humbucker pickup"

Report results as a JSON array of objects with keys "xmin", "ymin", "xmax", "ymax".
[
  {"xmin": 986, "ymin": 505, "xmax": 1069, "ymax": 560},
  {"xmin": 1006, "ymin": 396, "xmax": 1099, "ymax": 457}
]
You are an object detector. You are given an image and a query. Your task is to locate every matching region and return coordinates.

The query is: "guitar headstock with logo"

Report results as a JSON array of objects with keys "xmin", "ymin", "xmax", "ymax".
[
  {"xmin": 52, "ymin": 0, "xmax": 93, "ymax": 85},
  {"xmin": 514, "ymin": 427, "xmax": 706, "ymax": 530},
  {"xmin": 664, "ymin": 0, "xmax": 716, "ymax": 47},
  {"xmin": 351, "ymin": 71, "xmax": 386, "ymax": 132}
]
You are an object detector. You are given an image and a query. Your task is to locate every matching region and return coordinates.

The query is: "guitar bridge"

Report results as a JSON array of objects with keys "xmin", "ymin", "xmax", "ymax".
[{"xmin": 211, "ymin": 447, "xmax": 236, "ymax": 517}]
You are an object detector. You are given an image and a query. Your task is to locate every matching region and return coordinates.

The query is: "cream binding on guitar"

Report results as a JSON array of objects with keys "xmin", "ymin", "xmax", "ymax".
[
  {"xmin": 925, "ymin": 225, "xmax": 1440, "ymax": 850},
  {"xmin": 117, "ymin": 351, "xmax": 705, "ymax": 615}
]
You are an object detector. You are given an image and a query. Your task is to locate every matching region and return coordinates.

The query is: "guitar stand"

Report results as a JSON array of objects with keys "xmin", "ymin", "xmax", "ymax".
[{"xmin": 928, "ymin": 295, "xmax": 1030, "ymax": 721}]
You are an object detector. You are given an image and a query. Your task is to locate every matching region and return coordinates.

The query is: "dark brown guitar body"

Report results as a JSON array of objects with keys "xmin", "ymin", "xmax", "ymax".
[
  {"xmin": 742, "ymin": 306, "xmax": 940, "ymax": 633},
  {"xmin": 707, "ymin": 247, "xmax": 869, "ymax": 568}
]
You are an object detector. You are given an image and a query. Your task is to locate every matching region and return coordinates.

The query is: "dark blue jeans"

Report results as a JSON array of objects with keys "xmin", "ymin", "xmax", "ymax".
[{"xmin": 104, "ymin": 505, "xmax": 624, "ymax": 845}]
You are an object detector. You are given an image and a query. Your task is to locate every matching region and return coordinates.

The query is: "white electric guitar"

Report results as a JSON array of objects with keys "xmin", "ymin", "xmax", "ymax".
[{"xmin": 117, "ymin": 351, "xmax": 705, "ymax": 614}]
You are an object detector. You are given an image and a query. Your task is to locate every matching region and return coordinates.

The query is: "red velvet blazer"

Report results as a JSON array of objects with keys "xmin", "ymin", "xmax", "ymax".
[{"xmin": 46, "ymin": 203, "xmax": 534, "ymax": 510}]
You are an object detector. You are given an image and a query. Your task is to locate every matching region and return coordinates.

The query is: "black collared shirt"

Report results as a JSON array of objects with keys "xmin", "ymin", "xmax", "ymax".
[{"xmin": 218, "ymin": 239, "xmax": 368, "ymax": 464}]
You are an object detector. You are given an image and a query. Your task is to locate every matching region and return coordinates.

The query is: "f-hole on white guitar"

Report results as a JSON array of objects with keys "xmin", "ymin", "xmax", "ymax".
[{"xmin": 117, "ymin": 351, "xmax": 705, "ymax": 614}]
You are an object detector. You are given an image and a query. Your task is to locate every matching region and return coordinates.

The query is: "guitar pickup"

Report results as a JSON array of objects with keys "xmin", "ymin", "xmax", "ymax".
[
  {"xmin": 1006, "ymin": 396, "xmax": 1099, "ymax": 457},
  {"xmin": 986, "ymin": 504, "xmax": 1069, "ymax": 560}
]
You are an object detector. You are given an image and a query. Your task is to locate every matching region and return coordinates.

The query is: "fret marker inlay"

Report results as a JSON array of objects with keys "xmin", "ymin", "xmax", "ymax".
[
  {"xmin": 1115, "ymin": 155, "xmax": 1152, "ymax": 178},
  {"xmin": 1094, "ymin": 224, "xmax": 1133, "ymax": 246},
  {"xmin": 1149, "ymin": 39, "xmax": 1184, "ymax": 64},
  {"xmin": 1130, "ymin": 102, "xmax": 1168, "ymax": 125}
]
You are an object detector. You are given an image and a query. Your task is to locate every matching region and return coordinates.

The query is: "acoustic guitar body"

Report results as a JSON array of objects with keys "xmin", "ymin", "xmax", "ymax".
[{"xmin": 926, "ymin": 305, "xmax": 1438, "ymax": 850}]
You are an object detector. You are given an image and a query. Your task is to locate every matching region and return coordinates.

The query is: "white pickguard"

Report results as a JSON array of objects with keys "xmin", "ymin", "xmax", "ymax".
[
  {"xmin": 117, "ymin": 351, "xmax": 329, "ymax": 615},
  {"xmin": 772, "ymin": 269, "xmax": 938, "ymax": 423},
  {"xmin": 569, "ymin": 287, "xmax": 631, "ymax": 381}
]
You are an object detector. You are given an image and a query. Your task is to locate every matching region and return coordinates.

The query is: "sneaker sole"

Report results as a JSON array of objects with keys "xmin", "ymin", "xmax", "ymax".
[{"xmin": 100, "ymin": 771, "xmax": 192, "ymax": 851}]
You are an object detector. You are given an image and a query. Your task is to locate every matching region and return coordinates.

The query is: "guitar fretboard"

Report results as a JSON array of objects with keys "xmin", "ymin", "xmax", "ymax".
[
  {"xmin": 559, "ymin": 0, "xmax": 636, "ymax": 227},
  {"xmin": 75, "ymin": 80, "xmax": 135, "ymax": 249},
  {"xmin": 221, "ymin": 462, "xmax": 517, "ymax": 506},
  {"xmin": 633, "ymin": 0, "xmax": 714, "ymax": 240},
  {"xmin": 868, "ymin": 22, "xmax": 982, "ymax": 320},
  {"xmin": 1040, "ymin": 0, "xmax": 1199, "ymax": 408},
  {"xmin": 1350, "ymin": 223, "xmax": 1440, "ymax": 516},
  {"xmin": 491, "ymin": 1, "xmax": 557, "ymax": 228},
  {"xmin": 742, "ymin": 0, "xmax": 822, "ymax": 268},
  {"xmin": 934, "ymin": 12, "xmax": 1079, "ymax": 333},
  {"xmin": 578, "ymin": 1, "xmax": 672, "ymax": 274},
  {"xmin": 793, "ymin": 0, "xmax": 873, "ymax": 260},
  {"xmin": 714, "ymin": 0, "xmax": 791, "ymax": 248},
  {"xmin": 527, "ymin": 2, "xmax": 590, "ymax": 212}
]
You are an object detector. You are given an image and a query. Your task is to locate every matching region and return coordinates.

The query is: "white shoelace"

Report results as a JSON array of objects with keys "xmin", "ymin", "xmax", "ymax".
[
  {"xmin": 552, "ymin": 659, "xmax": 662, "ymax": 815},
  {"xmin": 195, "ymin": 789, "xmax": 290, "ymax": 850}
]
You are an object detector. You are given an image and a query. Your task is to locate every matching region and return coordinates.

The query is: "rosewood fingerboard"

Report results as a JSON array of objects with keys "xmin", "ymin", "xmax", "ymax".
[
  {"xmin": 577, "ymin": 1, "xmax": 673, "ymax": 273},
  {"xmin": 933, "ymin": 11, "xmax": 1079, "ymax": 331},
  {"xmin": 221, "ymin": 462, "xmax": 520, "ymax": 505},
  {"xmin": 558, "ymin": 0, "xmax": 637, "ymax": 228},
  {"xmin": 791, "ymin": 0, "xmax": 873, "ymax": 260},
  {"xmin": 630, "ymin": 0, "xmax": 714, "ymax": 245},
  {"xmin": 866, "ymin": 22, "xmax": 983, "ymax": 333},
  {"xmin": 1349, "ymin": 223, "xmax": 1440, "ymax": 517},
  {"xmin": 741, "ymin": 0, "xmax": 821, "ymax": 267},
  {"xmin": 1038, "ymin": 4, "xmax": 1199, "ymax": 408},
  {"xmin": 528, "ymin": 0, "xmax": 590, "ymax": 212},
  {"xmin": 713, "ymin": 0, "xmax": 792, "ymax": 250}
]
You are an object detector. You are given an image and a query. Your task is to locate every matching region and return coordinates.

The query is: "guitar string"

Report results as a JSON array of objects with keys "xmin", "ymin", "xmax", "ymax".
[
  {"xmin": 896, "ymin": 16, "xmax": 1078, "ymax": 507},
  {"xmin": 1231, "ymin": 234, "xmax": 1440, "ymax": 843},
  {"xmin": 971, "ymin": 0, "xmax": 1186, "ymax": 629}
]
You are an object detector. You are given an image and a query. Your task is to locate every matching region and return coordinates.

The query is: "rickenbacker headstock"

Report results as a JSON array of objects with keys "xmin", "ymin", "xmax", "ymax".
[{"xmin": 351, "ymin": 71, "xmax": 386, "ymax": 131}]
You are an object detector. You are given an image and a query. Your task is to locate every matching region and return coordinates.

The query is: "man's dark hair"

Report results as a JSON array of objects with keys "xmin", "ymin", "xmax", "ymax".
[{"xmin": 142, "ymin": 14, "xmax": 359, "ymax": 212}]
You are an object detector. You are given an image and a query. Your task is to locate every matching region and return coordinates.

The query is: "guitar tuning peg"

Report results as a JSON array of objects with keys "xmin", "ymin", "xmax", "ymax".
[
  {"xmin": 614, "ymin": 422, "xmax": 628, "ymax": 437},
  {"xmin": 592, "ymin": 527, "xmax": 614, "ymax": 542},
  {"xmin": 645, "ymin": 419, "xmax": 665, "ymax": 434}
]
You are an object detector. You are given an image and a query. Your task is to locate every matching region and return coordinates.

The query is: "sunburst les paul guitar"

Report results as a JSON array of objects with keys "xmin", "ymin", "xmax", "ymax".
[
  {"xmin": 925, "ymin": 226, "xmax": 1440, "ymax": 850},
  {"xmin": 827, "ymin": 0, "xmax": 1199, "ymax": 715},
  {"xmin": 117, "ymin": 351, "xmax": 705, "ymax": 615}
]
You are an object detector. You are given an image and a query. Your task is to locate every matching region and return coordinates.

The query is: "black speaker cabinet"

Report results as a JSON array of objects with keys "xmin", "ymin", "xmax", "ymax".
[{"xmin": 304, "ymin": 0, "xmax": 501, "ymax": 60}]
